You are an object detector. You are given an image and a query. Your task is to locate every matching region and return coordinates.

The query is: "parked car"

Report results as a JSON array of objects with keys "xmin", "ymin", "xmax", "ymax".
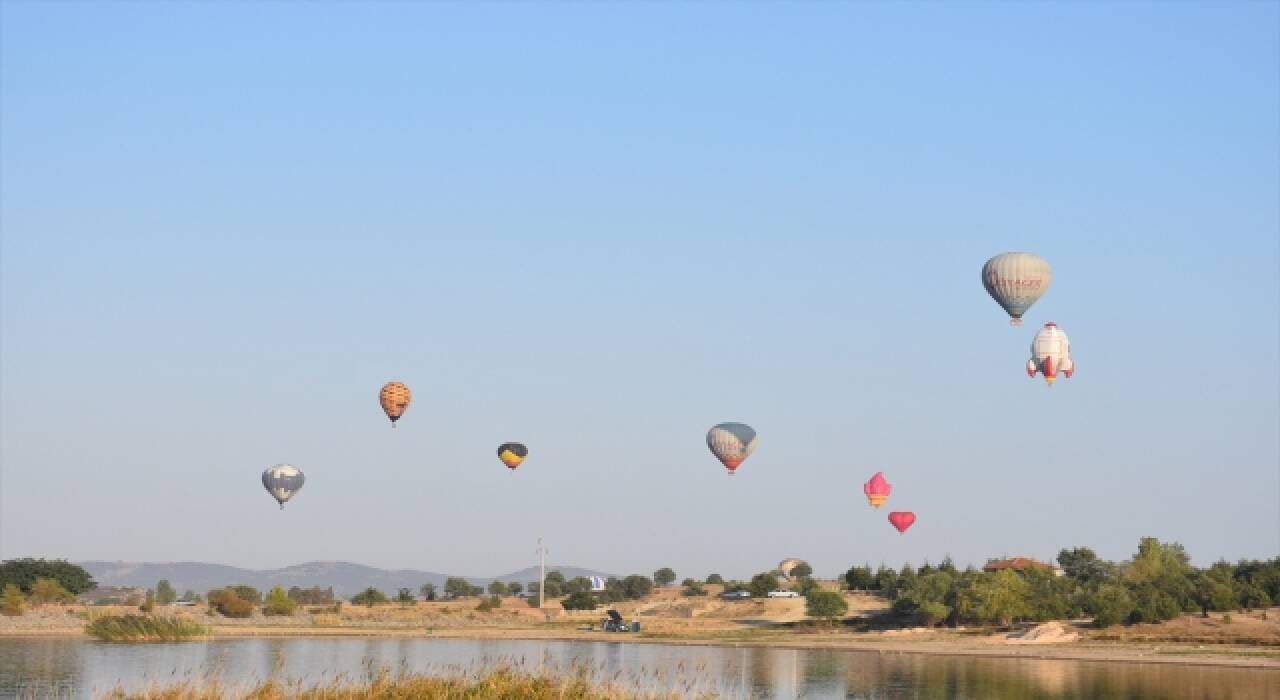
[
  {"xmin": 719, "ymin": 590, "xmax": 752, "ymax": 600},
  {"xmin": 767, "ymin": 590, "xmax": 800, "ymax": 598}
]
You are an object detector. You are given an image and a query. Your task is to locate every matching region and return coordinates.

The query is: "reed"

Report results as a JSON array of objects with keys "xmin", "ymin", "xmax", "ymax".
[
  {"xmin": 86, "ymin": 614, "xmax": 211, "ymax": 642},
  {"xmin": 99, "ymin": 666, "xmax": 712, "ymax": 699}
]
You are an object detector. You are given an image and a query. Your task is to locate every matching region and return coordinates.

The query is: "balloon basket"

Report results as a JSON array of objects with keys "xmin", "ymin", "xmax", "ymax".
[{"xmin": 1010, "ymin": 318, "xmax": 1023, "ymax": 327}]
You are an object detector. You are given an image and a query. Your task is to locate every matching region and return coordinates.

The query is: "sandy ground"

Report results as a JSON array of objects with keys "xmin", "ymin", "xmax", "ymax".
[{"xmin": 4, "ymin": 589, "xmax": 1278, "ymax": 670}]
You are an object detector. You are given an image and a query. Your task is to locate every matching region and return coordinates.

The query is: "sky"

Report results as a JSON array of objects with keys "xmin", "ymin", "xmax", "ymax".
[{"xmin": 1, "ymin": 1, "xmax": 1277, "ymax": 581}]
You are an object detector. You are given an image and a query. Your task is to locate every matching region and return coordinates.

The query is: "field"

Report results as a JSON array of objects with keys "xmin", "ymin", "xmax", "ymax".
[{"xmin": 3, "ymin": 585, "xmax": 1278, "ymax": 669}]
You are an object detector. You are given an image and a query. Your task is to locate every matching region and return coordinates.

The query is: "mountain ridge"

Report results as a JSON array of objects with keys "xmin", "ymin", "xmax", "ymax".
[{"xmin": 77, "ymin": 560, "xmax": 614, "ymax": 597}]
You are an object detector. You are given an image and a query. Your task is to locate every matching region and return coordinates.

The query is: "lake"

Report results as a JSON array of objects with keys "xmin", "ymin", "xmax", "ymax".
[{"xmin": 0, "ymin": 637, "xmax": 1274, "ymax": 699}]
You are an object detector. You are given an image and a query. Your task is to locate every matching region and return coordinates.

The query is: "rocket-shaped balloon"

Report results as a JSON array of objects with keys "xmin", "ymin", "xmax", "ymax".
[{"xmin": 1026, "ymin": 322, "xmax": 1074, "ymax": 386}]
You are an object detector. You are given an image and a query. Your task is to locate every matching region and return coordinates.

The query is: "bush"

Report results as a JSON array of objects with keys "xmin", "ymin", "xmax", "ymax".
[
  {"xmin": 86, "ymin": 614, "xmax": 210, "ymax": 642},
  {"xmin": 352, "ymin": 588, "xmax": 389, "ymax": 607},
  {"xmin": 560, "ymin": 591, "xmax": 597, "ymax": 610},
  {"xmin": 227, "ymin": 586, "xmax": 262, "ymax": 604},
  {"xmin": 488, "ymin": 581, "xmax": 508, "ymax": 596},
  {"xmin": 1, "ymin": 584, "xmax": 26, "ymax": 616},
  {"xmin": 139, "ymin": 590, "xmax": 155, "ymax": 613},
  {"xmin": 682, "ymin": 581, "xmax": 707, "ymax": 597},
  {"xmin": 653, "ymin": 568, "xmax": 676, "ymax": 587},
  {"xmin": 207, "ymin": 589, "xmax": 255, "ymax": 618},
  {"xmin": 794, "ymin": 576, "xmax": 820, "ymax": 597},
  {"xmin": 476, "ymin": 595, "xmax": 503, "ymax": 612},
  {"xmin": 805, "ymin": 591, "xmax": 848, "ymax": 622},
  {"xmin": 706, "ymin": 574, "xmax": 724, "ymax": 585},
  {"xmin": 621, "ymin": 575, "xmax": 653, "ymax": 599},
  {"xmin": 263, "ymin": 586, "xmax": 297, "ymax": 616},
  {"xmin": 395, "ymin": 588, "xmax": 416, "ymax": 605}
]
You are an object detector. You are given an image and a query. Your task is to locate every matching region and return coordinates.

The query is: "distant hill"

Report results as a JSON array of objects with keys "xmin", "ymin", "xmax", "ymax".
[{"xmin": 77, "ymin": 561, "xmax": 614, "ymax": 597}]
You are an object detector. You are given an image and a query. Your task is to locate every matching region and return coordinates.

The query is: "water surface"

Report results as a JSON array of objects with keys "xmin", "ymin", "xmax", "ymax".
[{"xmin": 1, "ymin": 637, "xmax": 1274, "ymax": 699}]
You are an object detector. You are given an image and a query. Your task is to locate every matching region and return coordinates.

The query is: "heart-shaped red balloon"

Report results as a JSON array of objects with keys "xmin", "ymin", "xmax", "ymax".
[{"xmin": 888, "ymin": 511, "xmax": 916, "ymax": 534}]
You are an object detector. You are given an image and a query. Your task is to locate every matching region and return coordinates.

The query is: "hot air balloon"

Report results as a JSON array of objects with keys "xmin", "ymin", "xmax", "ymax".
[
  {"xmin": 1027, "ymin": 321, "xmax": 1074, "ymax": 387},
  {"xmin": 864, "ymin": 472, "xmax": 892, "ymax": 508},
  {"xmin": 379, "ymin": 381, "xmax": 411, "ymax": 426},
  {"xmin": 888, "ymin": 511, "xmax": 915, "ymax": 534},
  {"xmin": 262, "ymin": 464, "xmax": 305, "ymax": 510},
  {"xmin": 777, "ymin": 558, "xmax": 809, "ymax": 579},
  {"xmin": 706, "ymin": 422, "xmax": 757, "ymax": 475},
  {"xmin": 497, "ymin": 442, "xmax": 528, "ymax": 471},
  {"xmin": 982, "ymin": 253, "xmax": 1052, "ymax": 326}
]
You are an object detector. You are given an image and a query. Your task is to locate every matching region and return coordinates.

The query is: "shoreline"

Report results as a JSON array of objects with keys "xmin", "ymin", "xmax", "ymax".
[{"xmin": 6, "ymin": 625, "xmax": 1278, "ymax": 671}]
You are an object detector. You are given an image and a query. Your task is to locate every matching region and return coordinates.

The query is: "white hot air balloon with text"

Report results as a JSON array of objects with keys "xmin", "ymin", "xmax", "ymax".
[{"xmin": 982, "ymin": 252, "xmax": 1052, "ymax": 326}]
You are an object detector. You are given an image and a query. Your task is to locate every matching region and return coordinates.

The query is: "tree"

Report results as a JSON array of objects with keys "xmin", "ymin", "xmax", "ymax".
[
  {"xmin": 543, "ymin": 581, "xmax": 563, "ymax": 598},
  {"xmin": 602, "ymin": 577, "xmax": 626, "ymax": 602},
  {"xmin": 29, "ymin": 578, "xmax": 74, "ymax": 605},
  {"xmin": 228, "ymin": 586, "xmax": 262, "ymax": 604},
  {"xmin": 1057, "ymin": 547, "xmax": 1115, "ymax": 584},
  {"xmin": 507, "ymin": 582, "xmax": 523, "ymax": 596},
  {"xmin": 180, "ymin": 590, "xmax": 201, "ymax": 603},
  {"xmin": 419, "ymin": 583, "xmax": 438, "ymax": 601},
  {"xmin": 396, "ymin": 588, "xmax": 416, "ymax": 605},
  {"xmin": 1, "ymin": 584, "xmax": 26, "ymax": 616},
  {"xmin": 488, "ymin": 581, "xmax": 509, "ymax": 596},
  {"xmin": 445, "ymin": 577, "xmax": 474, "ymax": 599},
  {"xmin": 805, "ymin": 591, "xmax": 848, "ymax": 623},
  {"xmin": 794, "ymin": 576, "xmax": 820, "ymax": 597},
  {"xmin": 1088, "ymin": 584, "xmax": 1134, "ymax": 627},
  {"xmin": 843, "ymin": 565, "xmax": 873, "ymax": 591},
  {"xmin": 207, "ymin": 589, "xmax": 254, "ymax": 618},
  {"xmin": 288, "ymin": 586, "xmax": 333, "ymax": 604},
  {"xmin": 0, "ymin": 559, "xmax": 95, "ymax": 595},
  {"xmin": 683, "ymin": 580, "xmax": 707, "ymax": 597},
  {"xmin": 748, "ymin": 572, "xmax": 780, "ymax": 598},
  {"xmin": 918, "ymin": 601, "xmax": 950, "ymax": 627},
  {"xmin": 155, "ymin": 579, "xmax": 177, "ymax": 605},
  {"xmin": 352, "ymin": 587, "xmax": 388, "ymax": 606},
  {"xmin": 938, "ymin": 556, "xmax": 957, "ymax": 574},
  {"xmin": 653, "ymin": 568, "xmax": 677, "ymax": 587},
  {"xmin": 264, "ymin": 586, "xmax": 297, "ymax": 616},
  {"xmin": 545, "ymin": 570, "xmax": 566, "ymax": 586},
  {"xmin": 561, "ymin": 591, "xmax": 597, "ymax": 610},
  {"xmin": 873, "ymin": 565, "xmax": 898, "ymax": 594},
  {"xmin": 790, "ymin": 563, "xmax": 813, "ymax": 579},
  {"xmin": 621, "ymin": 575, "xmax": 653, "ymax": 599},
  {"xmin": 706, "ymin": 574, "xmax": 724, "ymax": 585},
  {"xmin": 953, "ymin": 571, "xmax": 1028, "ymax": 626}
]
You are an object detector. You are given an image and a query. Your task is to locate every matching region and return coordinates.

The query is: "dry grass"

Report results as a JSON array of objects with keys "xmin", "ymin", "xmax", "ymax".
[
  {"xmin": 86, "ymin": 614, "xmax": 211, "ymax": 642},
  {"xmin": 99, "ymin": 665, "xmax": 714, "ymax": 699},
  {"xmin": 1089, "ymin": 609, "xmax": 1280, "ymax": 646}
]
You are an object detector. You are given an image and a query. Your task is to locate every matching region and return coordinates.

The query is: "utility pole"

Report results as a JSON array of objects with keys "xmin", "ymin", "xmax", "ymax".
[{"xmin": 537, "ymin": 537, "xmax": 547, "ymax": 609}]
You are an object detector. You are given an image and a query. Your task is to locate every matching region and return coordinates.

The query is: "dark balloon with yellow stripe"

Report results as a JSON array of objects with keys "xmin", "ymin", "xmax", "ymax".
[{"xmin": 497, "ymin": 442, "xmax": 528, "ymax": 470}]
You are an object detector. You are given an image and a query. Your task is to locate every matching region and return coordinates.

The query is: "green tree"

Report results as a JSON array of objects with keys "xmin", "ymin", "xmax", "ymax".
[
  {"xmin": 1057, "ymin": 547, "xmax": 1116, "ymax": 584},
  {"xmin": 545, "ymin": 571, "xmax": 566, "ymax": 586},
  {"xmin": 264, "ymin": 586, "xmax": 297, "ymax": 616},
  {"xmin": 1087, "ymin": 584, "xmax": 1133, "ymax": 627},
  {"xmin": 507, "ymin": 582, "xmax": 523, "ymax": 596},
  {"xmin": 561, "ymin": 591, "xmax": 597, "ymax": 610},
  {"xmin": 139, "ymin": 590, "xmax": 156, "ymax": 613},
  {"xmin": 0, "ymin": 559, "xmax": 95, "ymax": 595},
  {"xmin": 705, "ymin": 574, "xmax": 724, "ymax": 585},
  {"xmin": 352, "ymin": 588, "xmax": 388, "ymax": 607},
  {"xmin": 29, "ymin": 578, "xmax": 74, "ymax": 605},
  {"xmin": 953, "ymin": 571, "xmax": 1028, "ymax": 626},
  {"xmin": 653, "ymin": 568, "xmax": 677, "ymax": 587},
  {"xmin": 444, "ymin": 577, "xmax": 474, "ymax": 599},
  {"xmin": 419, "ymin": 583, "xmax": 438, "ymax": 601},
  {"xmin": 563, "ymin": 577, "xmax": 592, "ymax": 595},
  {"xmin": 790, "ymin": 562, "xmax": 813, "ymax": 579},
  {"xmin": 683, "ymin": 580, "xmax": 707, "ymax": 597},
  {"xmin": 487, "ymin": 580, "xmax": 508, "ymax": 596},
  {"xmin": 748, "ymin": 572, "xmax": 780, "ymax": 598},
  {"xmin": 543, "ymin": 581, "xmax": 563, "ymax": 598},
  {"xmin": 621, "ymin": 575, "xmax": 653, "ymax": 599},
  {"xmin": 873, "ymin": 565, "xmax": 898, "ymax": 593},
  {"xmin": 180, "ymin": 590, "xmax": 201, "ymax": 603},
  {"xmin": 155, "ymin": 579, "xmax": 177, "ymax": 605},
  {"xmin": 395, "ymin": 588, "xmax": 416, "ymax": 605},
  {"xmin": 938, "ymin": 556, "xmax": 957, "ymax": 574},
  {"xmin": 843, "ymin": 565, "xmax": 873, "ymax": 591},
  {"xmin": 805, "ymin": 591, "xmax": 848, "ymax": 623},
  {"xmin": 794, "ymin": 576, "xmax": 820, "ymax": 597},
  {"xmin": 918, "ymin": 601, "xmax": 950, "ymax": 627},
  {"xmin": 602, "ymin": 577, "xmax": 626, "ymax": 602},
  {"xmin": 1, "ymin": 584, "xmax": 26, "ymax": 616}
]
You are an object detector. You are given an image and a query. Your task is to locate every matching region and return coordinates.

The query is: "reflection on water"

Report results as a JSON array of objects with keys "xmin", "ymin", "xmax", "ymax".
[{"xmin": 0, "ymin": 637, "xmax": 1274, "ymax": 699}]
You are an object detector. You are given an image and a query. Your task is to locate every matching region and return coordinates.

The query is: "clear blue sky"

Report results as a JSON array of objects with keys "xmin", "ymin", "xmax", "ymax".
[{"xmin": 2, "ymin": 1, "xmax": 1276, "ymax": 580}]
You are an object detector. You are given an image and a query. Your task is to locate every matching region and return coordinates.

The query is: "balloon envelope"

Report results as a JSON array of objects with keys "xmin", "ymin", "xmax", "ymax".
[
  {"xmin": 706, "ymin": 423, "xmax": 757, "ymax": 474},
  {"xmin": 379, "ymin": 382, "xmax": 412, "ymax": 425},
  {"xmin": 864, "ymin": 472, "xmax": 892, "ymax": 508},
  {"xmin": 888, "ymin": 511, "xmax": 916, "ymax": 534},
  {"xmin": 497, "ymin": 442, "xmax": 528, "ymax": 470},
  {"xmin": 982, "ymin": 253, "xmax": 1052, "ymax": 325},
  {"xmin": 262, "ymin": 464, "xmax": 305, "ymax": 509}
]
